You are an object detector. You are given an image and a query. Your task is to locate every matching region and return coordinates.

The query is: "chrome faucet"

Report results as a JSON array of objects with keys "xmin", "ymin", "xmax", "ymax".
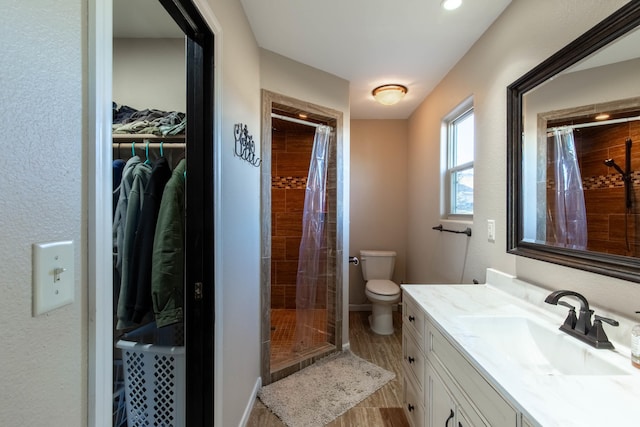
[{"xmin": 544, "ymin": 290, "xmax": 618, "ymax": 349}]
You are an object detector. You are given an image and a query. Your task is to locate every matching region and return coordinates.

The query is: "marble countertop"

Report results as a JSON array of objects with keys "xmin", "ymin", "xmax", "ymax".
[{"xmin": 402, "ymin": 278, "xmax": 640, "ymax": 427}]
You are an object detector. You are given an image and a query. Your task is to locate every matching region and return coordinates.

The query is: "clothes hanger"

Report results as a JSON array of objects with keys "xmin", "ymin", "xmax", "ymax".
[{"xmin": 144, "ymin": 141, "xmax": 151, "ymax": 165}]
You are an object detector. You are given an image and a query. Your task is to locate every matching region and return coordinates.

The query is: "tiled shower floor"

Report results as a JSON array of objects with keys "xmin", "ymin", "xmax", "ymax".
[{"xmin": 270, "ymin": 308, "xmax": 331, "ymax": 371}]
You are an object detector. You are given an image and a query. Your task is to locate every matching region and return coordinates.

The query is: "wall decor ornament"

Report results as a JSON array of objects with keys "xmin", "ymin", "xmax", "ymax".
[{"xmin": 234, "ymin": 123, "xmax": 261, "ymax": 167}]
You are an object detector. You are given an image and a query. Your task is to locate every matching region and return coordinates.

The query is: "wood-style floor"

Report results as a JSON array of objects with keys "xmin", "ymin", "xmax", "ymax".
[{"xmin": 247, "ymin": 310, "xmax": 409, "ymax": 427}]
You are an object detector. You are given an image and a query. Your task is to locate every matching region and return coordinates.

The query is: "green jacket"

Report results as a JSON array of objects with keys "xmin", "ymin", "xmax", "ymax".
[{"xmin": 152, "ymin": 159, "xmax": 185, "ymax": 328}]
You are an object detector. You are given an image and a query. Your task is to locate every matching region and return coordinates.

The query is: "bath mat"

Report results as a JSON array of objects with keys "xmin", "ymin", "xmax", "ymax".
[{"xmin": 258, "ymin": 350, "xmax": 395, "ymax": 427}]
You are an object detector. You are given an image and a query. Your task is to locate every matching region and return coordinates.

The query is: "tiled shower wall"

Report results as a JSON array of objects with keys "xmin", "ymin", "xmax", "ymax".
[
  {"xmin": 546, "ymin": 121, "xmax": 640, "ymax": 256},
  {"xmin": 271, "ymin": 128, "xmax": 330, "ymax": 309}
]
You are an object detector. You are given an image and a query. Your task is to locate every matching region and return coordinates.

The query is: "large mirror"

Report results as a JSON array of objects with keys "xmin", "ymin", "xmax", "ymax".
[{"xmin": 507, "ymin": 2, "xmax": 640, "ymax": 282}]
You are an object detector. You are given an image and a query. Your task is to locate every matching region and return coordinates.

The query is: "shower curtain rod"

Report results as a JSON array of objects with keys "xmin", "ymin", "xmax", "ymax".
[
  {"xmin": 271, "ymin": 113, "xmax": 332, "ymax": 129},
  {"xmin": 547, "ymin": 115, "xmax": 640, "ymax": 132}
]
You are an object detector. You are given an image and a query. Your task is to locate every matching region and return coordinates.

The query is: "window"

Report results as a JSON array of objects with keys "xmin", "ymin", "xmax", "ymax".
[{"xmin": 445, "ymin": 104, "xmax": 474, "ymax": 216}]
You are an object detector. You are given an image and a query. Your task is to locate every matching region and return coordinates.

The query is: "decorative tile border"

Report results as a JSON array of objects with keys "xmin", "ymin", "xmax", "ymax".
[
  {"xmin": 547, "ymin": 171, "xmax": 640, "ymax": 190},
  {"xmin": 272, "ymin": 176, "xmax": 307, "ymax": 189}
]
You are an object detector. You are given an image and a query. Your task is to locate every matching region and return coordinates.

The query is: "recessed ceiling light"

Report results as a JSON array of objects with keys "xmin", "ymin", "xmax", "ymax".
[
  {"xmin": 595, "ymin": 113, "xmax": 610, "ymax": 120},
  {"xmin": 442, "ymin": 0, "xmax": 462, "ymax": 11}
]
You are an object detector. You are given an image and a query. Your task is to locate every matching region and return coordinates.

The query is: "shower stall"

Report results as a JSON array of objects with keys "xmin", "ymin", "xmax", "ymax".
[
  {"xmin": 260, "ymin": 91, "xmax": 344, "ymax": 384},
  {"xmin": 545, "ymin": 112, "xmax": 640, "ymax": 256}
]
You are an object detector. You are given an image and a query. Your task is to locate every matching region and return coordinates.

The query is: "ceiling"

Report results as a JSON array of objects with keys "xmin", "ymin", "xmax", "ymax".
[
  {"xmin": 113, "ymin": 0, "xmax": 513, "ymax": 119},
  {"xmin": 564, "ymin": 26, "xmax": 640, "ymax": 75},
  {"xmin": 240, "ymin": 0, "xmax": 512, "ymax": 119}
]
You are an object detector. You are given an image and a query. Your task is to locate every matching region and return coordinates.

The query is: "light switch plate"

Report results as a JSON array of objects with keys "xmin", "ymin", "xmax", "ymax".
[
  {"xmin": 487, "ymin": 219, "xmax": 496, "ymax": 242},
  {"xmin": 32, "ymin": 240, "xmax": 74, "ymax": 316}
]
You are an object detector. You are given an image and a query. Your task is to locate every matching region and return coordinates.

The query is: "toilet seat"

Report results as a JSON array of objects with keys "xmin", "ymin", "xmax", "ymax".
[{"xmin": 366, "ymin": 279, "xmax": 400, "ymax": 296}]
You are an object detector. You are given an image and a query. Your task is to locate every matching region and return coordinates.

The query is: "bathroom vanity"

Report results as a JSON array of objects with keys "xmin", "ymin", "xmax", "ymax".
[{"xmin": 401, "ymin": 269, "xmax": 640, "ymax": 427}]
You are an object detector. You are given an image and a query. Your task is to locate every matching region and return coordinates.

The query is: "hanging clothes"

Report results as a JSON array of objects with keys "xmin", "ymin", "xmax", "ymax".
[
  {"xmin": 113, "ymin": 156, "xmax": 142, "ymax": 314},
  {"xmin": 112, "ymin": 158, "xmax": 126, "ymax": 313},
  {"xmin": 112, "ymin": 159, "xmax": 126, "ymax": 217},
  {"xmin": 152, "ymin": 159, "xmax": 186, "ymax": 328},
  {"xmin": 117, "ymin": 161, "xmax": 153, "ymax": 329},
  {"xmin": 129, "ymin": 157, "xmax": 172, "ymax": 324}
]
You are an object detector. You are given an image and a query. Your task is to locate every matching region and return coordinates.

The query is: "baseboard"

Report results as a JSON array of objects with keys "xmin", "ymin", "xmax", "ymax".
[
  {"xmin": 349, "ymin": 303, "xmax": 372, "ymax": 311},
  {"xmin": 349, "ymin": 303, "xmax": 402, "ymax": 311},
  {"xmin": 240, "ymin": 376, "xmax": 262, "ymax": 427}
]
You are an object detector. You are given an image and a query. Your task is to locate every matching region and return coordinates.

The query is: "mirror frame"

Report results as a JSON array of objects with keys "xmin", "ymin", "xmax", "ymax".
[{"xmin": 507, "ymin": 2, "xmax": 640, "ymax": 283}]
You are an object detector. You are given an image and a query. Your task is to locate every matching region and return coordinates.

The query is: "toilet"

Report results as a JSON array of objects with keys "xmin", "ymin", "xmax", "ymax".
[{"xmin": 359, "ymin": 250, "xmax": 401, "ymax": 335}]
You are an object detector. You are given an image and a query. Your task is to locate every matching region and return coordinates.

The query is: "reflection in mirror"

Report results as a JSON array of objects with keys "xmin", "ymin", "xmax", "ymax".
[
  {"xmin": 523, "ymin": 95, "xmax": 640, "ymax": 256},
  {"xmin": 508, "ymin": 2, "xmax": 640, "ymax": 282}
]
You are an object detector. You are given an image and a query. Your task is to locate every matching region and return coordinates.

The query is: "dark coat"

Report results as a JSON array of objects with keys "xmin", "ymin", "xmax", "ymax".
[{"xmin": 152, "ymin": 159, "xmax": 186, "ymax": 328}]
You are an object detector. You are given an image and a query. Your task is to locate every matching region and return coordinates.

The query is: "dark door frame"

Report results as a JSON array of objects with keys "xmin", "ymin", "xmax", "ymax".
[{"xmin": 158, "ymin": 0, "xmax": 215, "ymax": 425}]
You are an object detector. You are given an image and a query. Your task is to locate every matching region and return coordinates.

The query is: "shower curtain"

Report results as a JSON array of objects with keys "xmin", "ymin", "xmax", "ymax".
[
  {"xmin": 551, "ymin": 129, "xmax": 587, "ymax": 250},
  {"xmin": 293, "ymin": 125, "xmax": 332, "ymax": 352}
]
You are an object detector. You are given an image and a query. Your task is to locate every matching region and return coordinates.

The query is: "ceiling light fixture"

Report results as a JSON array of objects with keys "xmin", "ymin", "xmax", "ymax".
[
  {"xmin": 441, "ymin": 0, "xmax": 462, "ymax": 11},
  {"xmin": 372, "ymin": 84, "xmax": 408, "ymax": 106},
  {"xmin": 595, "ymin": 113, "xmax": 610, "ymax": 120}
]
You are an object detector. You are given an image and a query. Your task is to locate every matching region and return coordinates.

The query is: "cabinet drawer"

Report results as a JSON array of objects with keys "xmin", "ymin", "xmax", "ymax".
[
  {"xmin": 403, "ymin": 330, "xmax": 425, "ymax": 392},
  {"xmin": 403, "ymin": 371, "xmax": 425, "ymax": 427},
  {"xmin": 403, "ymin": 294, "xmax": 424, "ymax": 346},
  {"xmin": 429, "ymin": 323, "xmax": 517, "ymax": 427}
]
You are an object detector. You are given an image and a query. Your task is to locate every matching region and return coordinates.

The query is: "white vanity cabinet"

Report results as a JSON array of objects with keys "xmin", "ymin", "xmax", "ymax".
[
  {"xmin": 402, "ymin": 292, "xmax": 518, "ymax": 427},
  {"xmin": 427, "ymin": 361, "xmax": 484, "ymax": 427},
  {"xmin": 401, "ymin": 279, "xmax": 640, "ymax": 426},
  {"xmin": 402, "ymin": 295, "xmax": 426, "ymax": 427}
]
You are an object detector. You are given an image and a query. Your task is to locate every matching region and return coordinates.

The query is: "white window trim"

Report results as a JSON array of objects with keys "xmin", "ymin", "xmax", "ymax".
[{"xmin": 442, "ymin": 97, "xmax": 474, "ymax": 219}]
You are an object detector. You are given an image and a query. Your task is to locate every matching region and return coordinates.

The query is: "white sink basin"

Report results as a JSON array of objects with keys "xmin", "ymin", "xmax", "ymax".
[{"xmin": 460, "ymin": 316, "xmax": 629, "ymax": 376}]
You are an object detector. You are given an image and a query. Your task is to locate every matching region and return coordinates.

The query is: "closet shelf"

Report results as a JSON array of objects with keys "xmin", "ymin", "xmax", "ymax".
[{"xmin": 112, "ymin": 134, "xmax": 185, "ymax": 144}]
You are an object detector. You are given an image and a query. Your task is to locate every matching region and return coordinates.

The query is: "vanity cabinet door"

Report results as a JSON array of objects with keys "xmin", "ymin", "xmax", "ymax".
[
  {"xmin": 426, "ymin": 364, "xmax": 486, "ymax": 427},
  {"xmin": 427, "ymin": 363, "xmax": 455, "ymax": 427},
  {"xmin": 427, "ymin": 363, "xmax": 482, "ymax": 427},
  {"xmin": 456, "ymin": 408, "xmax": 477, "ymax": 427},
  {"xmin": 427, "ymin": 319, "xmax": 516, "ymax": 426}
]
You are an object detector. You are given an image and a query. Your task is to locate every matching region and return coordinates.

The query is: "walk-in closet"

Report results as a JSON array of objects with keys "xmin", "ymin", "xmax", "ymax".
[
  {"xmin": 111, "ymin": 5, "xmax": 187, "ymax": 426},
  {"xmin": 111, "ymin": 0, "xmax": 215, "ymax": 425}
]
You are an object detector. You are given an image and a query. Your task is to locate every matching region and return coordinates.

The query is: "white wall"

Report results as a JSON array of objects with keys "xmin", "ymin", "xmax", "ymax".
[
  {"xmin": 260, "ymin": 48, "xmax": 351, "ymax": 345},
  {"xmin": 350, "ymin": 120, "xmax": 408, "ymax": 305},
  {"xmin": 0, "ymin": 0, "xmax": 84, "ymax": 425},
  {"xmin": 1, "ymin": 0, "xmax": 263, "ymax": 426},
  {"xmin": 407, "ymin": 0, "xmax": 640, "ymax": 316},
  {"xmin": 205, "ymin": 1, "xmax": 263, "ymax": 426},
  {"xmin": 113, "ymin": 38, "xmax": 186, "ymax": 112}
]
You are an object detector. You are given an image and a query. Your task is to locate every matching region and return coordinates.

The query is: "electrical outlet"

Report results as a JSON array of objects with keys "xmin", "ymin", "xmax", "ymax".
[
  {"xmin": 32, "ymin": 241, "xmax": 74, "ymax": 316},
  {"xmin": 487, "ymin": 220, "xmax": 496, "ymax": 242}
]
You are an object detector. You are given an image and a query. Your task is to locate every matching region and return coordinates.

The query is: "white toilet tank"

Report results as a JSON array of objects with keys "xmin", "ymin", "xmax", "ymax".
[{"xmin": 359, "ymin": 250, "xmax": 396, "ymax": 281}]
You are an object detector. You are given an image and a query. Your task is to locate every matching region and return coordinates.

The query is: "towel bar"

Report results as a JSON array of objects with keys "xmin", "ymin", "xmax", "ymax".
[{"xmin": 432, "ymin": 224, "xmax": 472, "ymax": 237}]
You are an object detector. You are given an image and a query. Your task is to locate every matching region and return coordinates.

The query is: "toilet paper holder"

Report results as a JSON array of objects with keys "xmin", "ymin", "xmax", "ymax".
[{"xmin": 348, "ymin": 256, "xmax": 359, "ymax": 265}]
